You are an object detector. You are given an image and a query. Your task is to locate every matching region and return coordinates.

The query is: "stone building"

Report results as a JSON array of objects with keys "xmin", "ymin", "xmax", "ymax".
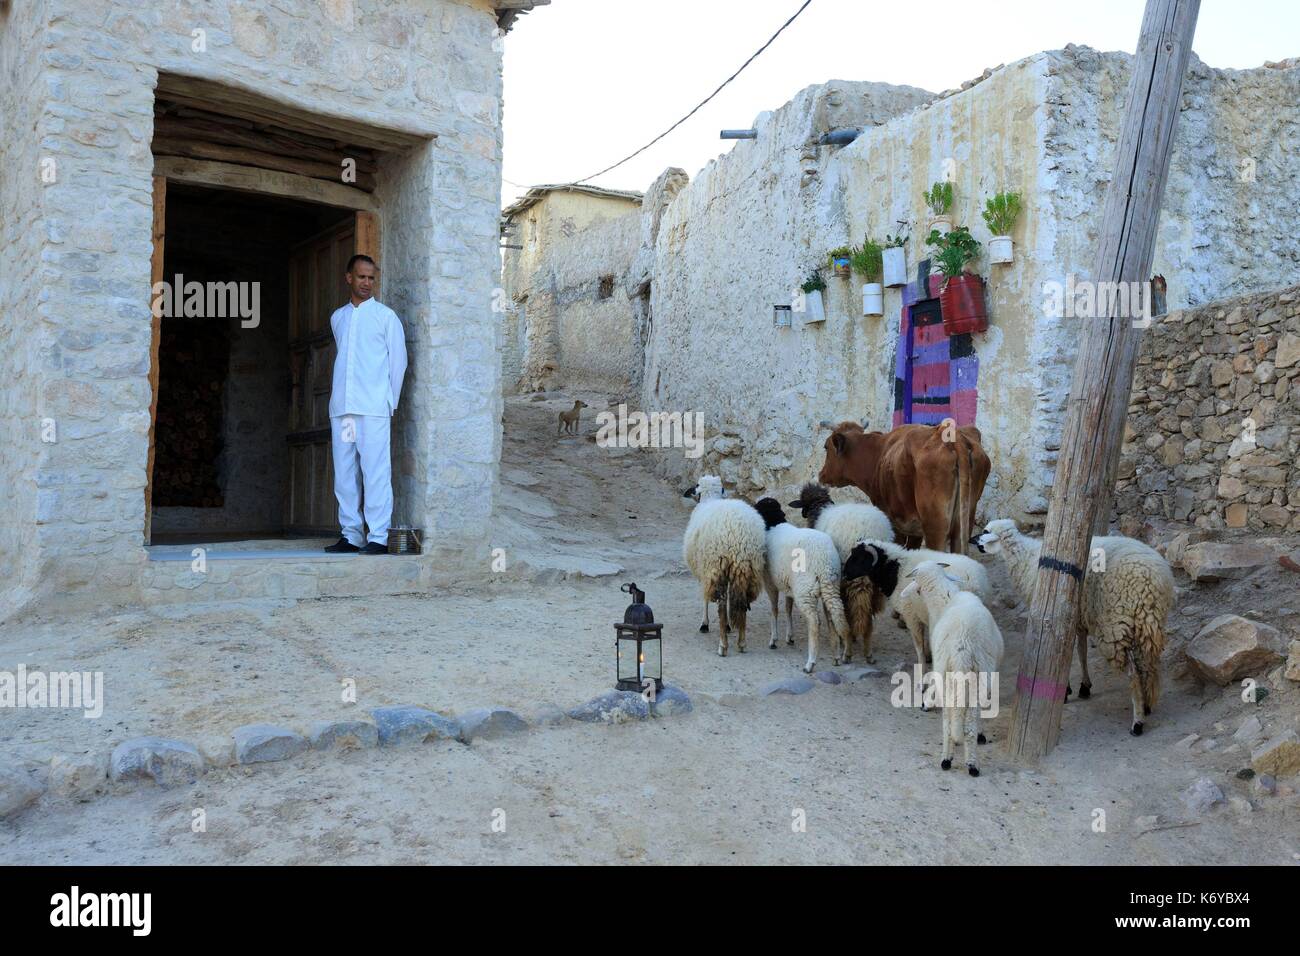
[
  {"xmin": 506, "ymin": 48, "xmax": 1300, "ymax": 524},
  {"xmin": 500, "ymin": 184, "xmax": 643, "ymax": 394},
  {"xmin": 0, "ymin": 0, "xmax": 548, "ymax": 614}
]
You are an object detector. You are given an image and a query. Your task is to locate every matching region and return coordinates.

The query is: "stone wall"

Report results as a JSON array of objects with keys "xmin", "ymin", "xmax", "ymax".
[
  {"xmin": 1116, "ymin": 285, "xmax": 1300, "ymax": 534},
  {"xmin": 0, "ymin": 0, "xmax": 510, "ymax": 613},
  {"xmin": 501, "ymin": 189, "xmax": 642, "ymax": 394},
  {"xmin": 0, "ymin": 0, "xmax": 53, "ymax": 603}
]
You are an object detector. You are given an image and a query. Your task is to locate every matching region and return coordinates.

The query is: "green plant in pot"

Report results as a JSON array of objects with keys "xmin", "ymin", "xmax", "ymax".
[
  {"xmin": 882, "ymin": 233, "xmax": 908, "ymax": 288},
  {"xmin": 924, "ymin": 181, "xmax": 954, "ymax": 235},
  {"xmin": 827, "ymin": 246, "xmax": 854, "ymax": 278},
  {"xmin": 982, "ymin": 191, "xmax": 1021, "ymax": 264},
  {"xmin": 798, "ymin": 267, "xmax": 827, "ymax": 324},
  {"xmin": 926, "ymin": 226, "xmax": 987, "ymax": 335},
  {"xmin": 851, "ymin": 239, "xmax": 884, "ymax": 317}
]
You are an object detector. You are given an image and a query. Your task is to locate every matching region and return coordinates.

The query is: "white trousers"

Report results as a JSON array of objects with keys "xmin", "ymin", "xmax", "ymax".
[{"xmin": 331, "ymin": 414, "xmax": 393, "ymax": 546}]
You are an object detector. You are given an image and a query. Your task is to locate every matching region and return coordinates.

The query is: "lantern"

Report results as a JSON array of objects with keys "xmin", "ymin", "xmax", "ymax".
[{"xmin": 614, "ymin": 581, "xmax": 663, "ymax": 693}]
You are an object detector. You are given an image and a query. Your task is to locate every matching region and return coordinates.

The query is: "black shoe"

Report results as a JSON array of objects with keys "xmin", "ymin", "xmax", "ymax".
[
  {"xmin": 325, "ymin": 538, "xmax": 360, "ymax": 554},
  {"xmin": 359, "ymin": 542, "xmax": 388, "ymax": 555}
]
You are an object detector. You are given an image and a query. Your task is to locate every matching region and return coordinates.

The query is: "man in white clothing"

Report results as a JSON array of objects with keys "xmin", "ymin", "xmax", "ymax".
[{"xmin": 324, "ymin": 255, "xmax": 408, "ymax": 555}]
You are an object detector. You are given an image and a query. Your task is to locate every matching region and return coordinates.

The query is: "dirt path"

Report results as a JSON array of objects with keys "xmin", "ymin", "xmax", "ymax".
[{"xmin": 2, "ymin": 391, "xmax": 1298, "ymax": 864}]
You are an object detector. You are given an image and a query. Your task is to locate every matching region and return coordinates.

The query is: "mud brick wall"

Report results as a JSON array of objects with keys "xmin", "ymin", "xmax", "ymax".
[{"xmin": 1117, "ymin": 285, "xmax": 1300, "ymax": 533}]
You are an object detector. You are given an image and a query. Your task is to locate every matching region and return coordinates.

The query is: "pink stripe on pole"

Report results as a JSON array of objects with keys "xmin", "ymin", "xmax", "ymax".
[{"xmin": 1017, "ymin": 673, "xmax": 1068, "ymax": 700}]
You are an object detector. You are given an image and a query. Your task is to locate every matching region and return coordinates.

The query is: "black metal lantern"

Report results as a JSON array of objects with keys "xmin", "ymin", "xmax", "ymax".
[{"xmin": 615, "ymin": 582, "xmax": 663, "ymax": 693}]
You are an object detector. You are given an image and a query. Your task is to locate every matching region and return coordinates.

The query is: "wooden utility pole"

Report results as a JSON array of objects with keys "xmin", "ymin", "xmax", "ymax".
[{"xmin": 1007, "ymin": 0, "xmax": 1200, "ymax": 762}]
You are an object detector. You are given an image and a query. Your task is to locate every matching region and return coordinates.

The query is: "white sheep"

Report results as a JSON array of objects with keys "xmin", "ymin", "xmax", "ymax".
[
  {"xmin": 682, "ymin": 475, "xmax": 767, "ymax": 657},
  {"xmin": 842, "ymin": 539, "xmax": 990, "ymax": 702},
  {"xmin": 898, "ymin": 560, "xmax": 1004, "ymax": 776},
  {"xmin": 787, "ymin": 483, "xmax": 892, "ymax": 663},
  {"xmin": 753, "ymin": 498, "xmax": 848, "ymax": 673},
  {"xmin": 976, "ymin": 518, "xmax": 1174, "ymax": 736}
]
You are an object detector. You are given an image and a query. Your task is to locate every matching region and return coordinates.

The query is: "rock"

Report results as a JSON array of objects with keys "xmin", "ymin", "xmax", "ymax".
[
  {"xmin": 232, "ymin": 724, "xmax": 309, "ymax": 765},
  {"xmin": 1253, "ymin": 773, "xmax": 1277, "ymax": 796},
  {"xmin": 1251, "ymin": 731, "xmax": 1300, "ymax": 778},
  {"xmin": 842, "ymin": 666, "xmax": 885, "ymax": 681},
  {"xmin": 760, "ymin": 677, "xmax": 817, "ymax": 696},
  {"xmin": 1274, "ymin": 332, "xmax": 1300, "ymax": 369},
  {"xmin": 1180, "ymin": 777, "xmax": 1224, "ymax": 813},
  {"xmin": 566, "ymin": 690, "xmax": 650, "ymax": 723},
  {"xmin": 1232, "ymin": 715, "xmax": 1263, "ymax": 744},
  {"xmin": 529, "ymin": 703, "xmax": 570, "ymax": 726},
  {"xmin": 815, "ymin": 671, "xmax": 843, "ymax": 685},
  {"xmin": 1286, "ymin": 641, "xmax": 1300, "ymax": 683},
  {"xmin": 1225, "ymin": 502, "xmax": 1248, "ymax": 527},
  {"xmin": 371, "ymin": 706, "xmax": 463, "ymax": 745},
  {"xmin": 651, "ymin": 684, "xmax": 693, "ymax": 717},
  {"xmin": 1173, "ymin": 733, "xmax": 1200, "ymax": 752},
  {"xmin": 0, "ymin": 767, "xmax": 45, "ymax": 819},
  {"xmin": 1228, "ymin": 795, "xmax": 1253, "ymax": 814},
  {"xmin": 1185, "ymin": 615, "xmax": 1286, "ymax": 685},
  {"xmin": 457, "ymin": 707, "xmax": 530, "ymax": 742},
  {"xmin": 308, "ymin": 719, "xmax": 379, "ymax": 751},
  {"xmin": 196, "ymin": 735, "xmax": 236, "ymax": 768},
  {"xmin": 48, "ymin": 753, "xmax": 108, "ymax": 801},
  {"xmin": 1180, "ymin": 541, "xmax": 1279, "ymax": 580},
  {"xmin": 110, "ymin": 737, "xmax": 205, "ymax": 788}
]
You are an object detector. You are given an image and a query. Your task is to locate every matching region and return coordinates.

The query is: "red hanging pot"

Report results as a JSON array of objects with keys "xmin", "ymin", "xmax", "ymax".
[{"xmin": 939, "ymin": 273, "xmax": 988, "ymax": 335}]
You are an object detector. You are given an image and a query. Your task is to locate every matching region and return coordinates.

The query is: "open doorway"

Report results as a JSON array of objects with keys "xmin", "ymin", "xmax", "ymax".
[{"xmin": 149, "ymin": 183, "xmax": 359, "ymax": 544}]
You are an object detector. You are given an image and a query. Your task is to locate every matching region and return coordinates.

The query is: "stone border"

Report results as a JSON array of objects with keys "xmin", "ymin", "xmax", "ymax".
[{"xmin": 0, "ymin": 685, "xmax": 696, "ymax": 820}]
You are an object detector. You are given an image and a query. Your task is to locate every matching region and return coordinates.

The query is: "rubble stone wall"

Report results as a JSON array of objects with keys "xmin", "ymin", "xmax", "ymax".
[{"xmin": 1117, "ymin": 285, "xmax": 1300, "ymax": 534}]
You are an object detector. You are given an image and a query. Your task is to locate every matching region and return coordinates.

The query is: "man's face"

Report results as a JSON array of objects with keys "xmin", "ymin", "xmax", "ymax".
[{"xmin": 347, "ymin": 260, "xmax": 377, "ymax": 302}]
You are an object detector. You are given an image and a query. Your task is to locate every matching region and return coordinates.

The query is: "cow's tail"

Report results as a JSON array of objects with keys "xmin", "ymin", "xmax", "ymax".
[{"xmin": 950, "ymin": 432, "xmax": 975, "ymax": 554}]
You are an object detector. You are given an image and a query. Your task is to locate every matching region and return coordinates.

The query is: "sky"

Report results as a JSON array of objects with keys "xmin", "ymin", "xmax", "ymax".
[{"xmin": 500, "ymin": 0, "xmax": 1300, "ymax": 205}]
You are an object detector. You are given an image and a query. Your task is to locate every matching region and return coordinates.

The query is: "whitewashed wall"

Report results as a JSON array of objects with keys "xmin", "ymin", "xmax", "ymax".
[
  {"xmin": 638, "ymin": 49, "xmax": 1300, "ymax": 524},
  {"xmin": 0, "ymin": 0, "xmax": 509, "ymax": 612}
]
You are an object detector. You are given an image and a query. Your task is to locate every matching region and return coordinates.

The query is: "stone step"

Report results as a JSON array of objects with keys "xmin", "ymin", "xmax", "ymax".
[{"xmin": 140, "ymin": 552, "xmax": 428, "ymax": 604}]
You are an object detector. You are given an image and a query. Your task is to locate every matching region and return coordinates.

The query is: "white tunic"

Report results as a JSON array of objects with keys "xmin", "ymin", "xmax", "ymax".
[{"xmin": 328, "ymin": 298, "xmax": 408, "ymax": 418}]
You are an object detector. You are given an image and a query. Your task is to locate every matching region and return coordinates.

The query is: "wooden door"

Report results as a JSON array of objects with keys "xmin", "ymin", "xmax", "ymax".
[
  {"xmin": 145, "ymin": 176, "xmax": 167, "ymax": 544},
  {"xmin": 284, "ymin": 212, "xmax": 379, "ymax": 535}
]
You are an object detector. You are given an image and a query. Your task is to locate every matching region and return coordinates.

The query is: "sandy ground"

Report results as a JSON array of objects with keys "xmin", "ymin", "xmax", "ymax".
[{"xmin": 2, "ymin": 392, "xmax": 1298, "ymax": 864}]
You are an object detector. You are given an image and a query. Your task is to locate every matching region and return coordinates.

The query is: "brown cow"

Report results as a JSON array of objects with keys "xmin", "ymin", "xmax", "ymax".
[{"xmin": 818, "ymin": 421, "xmax": 991, "ymax": 553}]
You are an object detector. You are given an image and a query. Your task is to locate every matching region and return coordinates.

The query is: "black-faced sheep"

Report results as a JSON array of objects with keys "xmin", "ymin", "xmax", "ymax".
[
  {"xmin": 787, "ymin": 483, "xmax": 891, "ymax": 663},
  {"xmin": 843, "ymin": 540, "xmax": 990, "ymax": 702}
]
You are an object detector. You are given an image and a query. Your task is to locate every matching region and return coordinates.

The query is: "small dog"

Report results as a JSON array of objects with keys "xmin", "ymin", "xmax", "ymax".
[{"xmin": 557, "ymin": 400, "xmax": 587, "ymax": 435}]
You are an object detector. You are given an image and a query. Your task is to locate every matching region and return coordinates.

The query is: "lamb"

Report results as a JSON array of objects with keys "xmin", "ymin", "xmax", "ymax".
[
  {"xmin": 682, "ymin": 475, "xmax": 766, "ymax": 657},
  {"xmin": 898, "ymin": 560, "xmax": 1004, "ymax": 776},
  {"xmin": 842, "ymin": 539, "xmax": 990, "ymax": 702},
  {"xmin": 787, "ymin": 483, "xmax": 891, "ymax": 663},
  {"xmin": 753, "ymin": 497, "xmax": 849, "ymax": 673},
  {"xmin": 976, "ymin": 518, "xmax": 1174, "ymax": 736}
]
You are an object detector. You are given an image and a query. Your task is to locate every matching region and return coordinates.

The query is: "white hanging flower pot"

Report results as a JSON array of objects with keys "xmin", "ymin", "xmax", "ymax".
[
  {"xmin": 988, "ymin": 235, "xmax": 1014, "ymax": 264},
  {"xmin": 927, "ymin": 215, "xmax": 952, "ymax": 237},
  {"xmin": 882, "ymin": 247, "xmax": 908, "ymax": 288},
  {"xmin": 861, "ymin": 283, "xmax": 883, "ymax": 316},
  {"xmin": 798, "ymin": 288, "xmax": 826, "ymax": 325}
]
